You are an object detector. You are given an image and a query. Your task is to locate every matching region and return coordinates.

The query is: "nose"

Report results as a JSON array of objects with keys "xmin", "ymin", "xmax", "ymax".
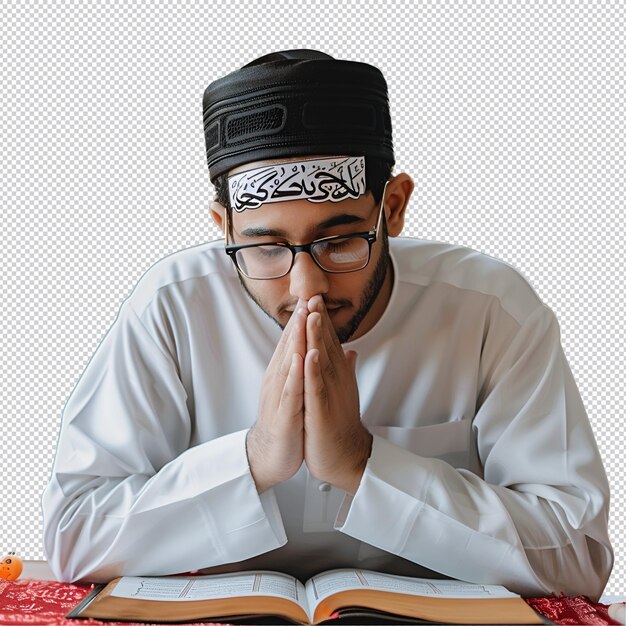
[{"xmin": 289, "ymin": 251, "xmax": 329, "ymax": 301}]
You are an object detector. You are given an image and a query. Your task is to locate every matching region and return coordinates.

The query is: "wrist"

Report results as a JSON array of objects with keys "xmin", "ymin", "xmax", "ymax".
[
  {"xmin": 245, "ymin": 429, "xmax": 274, "ymax": 494},
  {"xmin": 339, "ymin": 430, "xmax": 373, "ymax": 496},
  {"xmin": 342, "ymin": 466, "xmax": 366, "ymax": 497}
]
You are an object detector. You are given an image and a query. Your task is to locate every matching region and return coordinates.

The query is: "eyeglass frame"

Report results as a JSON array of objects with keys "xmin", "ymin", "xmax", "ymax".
[{"xmin": 223, "ymin": 180, "xmax": 389, "ymax": 280}]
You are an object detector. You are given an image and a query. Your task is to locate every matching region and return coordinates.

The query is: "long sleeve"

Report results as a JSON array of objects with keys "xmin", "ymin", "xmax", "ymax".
[
  {"xmin": 41, "ymin": 300, "xmax": 287, "ymax": 583},
  {"xmin": 335, "ymin": 303, "xmax": 613, "ymax": 600}
]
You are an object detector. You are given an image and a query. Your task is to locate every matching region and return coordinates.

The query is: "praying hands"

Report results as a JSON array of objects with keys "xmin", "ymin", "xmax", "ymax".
[{"xmin": 246, "ymin": 295, "xmax": 372, "ymax": 496}]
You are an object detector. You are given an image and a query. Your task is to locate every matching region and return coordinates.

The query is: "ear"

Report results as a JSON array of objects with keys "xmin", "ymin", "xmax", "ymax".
[
  {"xmin": 383, "ymin": 172, "xmax": 414, "ymax": 237},
  {"xmin": 209, "ymin": 201, "xmax": 226, "ymax": 235}
]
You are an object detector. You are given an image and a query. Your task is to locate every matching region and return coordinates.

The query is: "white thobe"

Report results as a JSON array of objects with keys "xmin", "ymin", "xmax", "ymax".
[{"xmin": 41, "ymin": 237, "xmax": 613, "ymax": 600}]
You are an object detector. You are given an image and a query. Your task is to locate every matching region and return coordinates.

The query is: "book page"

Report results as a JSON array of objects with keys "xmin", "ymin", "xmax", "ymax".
[
  {"xmin": 110, "ymin": 570, "xmax": 309, "ymax": 611},
  {"xmin": 305, "ymin": 568, "xmax": 519, "ymax": 611}
]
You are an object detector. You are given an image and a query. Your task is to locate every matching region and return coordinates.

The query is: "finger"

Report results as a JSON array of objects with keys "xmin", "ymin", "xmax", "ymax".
[
  {"xmin": 273, "ymin": 298, "xmax": 301, "ymax": 363},
  {"xmin": 274, "ymin": 298, "xmax": 306, "ymax": 365},
  {"xmin": 311, "ymin": 296, "xmax": 344, "ymax": 361},
  {"xmin": 279, "ymin": 352, "xmax": 305, "ymax": 420},
  {"xmin": 304, "ymin": 348, "xmax": 328, "ymax": 414},
  {"xmin": 307, "ymin": 311, "xmax": 334, "ymax": 381},
  {"xmin": 290, "ymin": 302, "xmax": 308, "ymax": 361},
  {"xmin": 278, "ymin": 306, "xmax": 308, "ymax": 380},
  {"xmin": 282, "ymin": 298, "xmax": 307, "ymax": 338},
  {"xmin": 306, "ymin": 294, "xmax": 322, "ymax": 314},
  {"xmin": 345, "ymin": 349, "xmax": 358, "ymax": 374}
]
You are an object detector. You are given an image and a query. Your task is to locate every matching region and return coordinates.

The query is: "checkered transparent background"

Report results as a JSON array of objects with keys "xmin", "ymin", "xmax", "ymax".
[{"xmin": 1, "ymin": 2, "xmax": 624, "ymax": 593}]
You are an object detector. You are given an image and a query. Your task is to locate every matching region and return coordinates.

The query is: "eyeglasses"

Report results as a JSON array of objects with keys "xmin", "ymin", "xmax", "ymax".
[{"xmin": 224, "ymin": 181, "xmax": 389, "ymax": 280}]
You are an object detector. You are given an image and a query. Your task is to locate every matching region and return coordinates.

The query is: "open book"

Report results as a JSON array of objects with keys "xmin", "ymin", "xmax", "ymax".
[{"xmin": 67, "ymin": 568, "xmax": 545, "ymax": 624}]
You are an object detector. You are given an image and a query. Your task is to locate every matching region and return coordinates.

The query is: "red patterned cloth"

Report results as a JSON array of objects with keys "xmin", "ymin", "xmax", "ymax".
[
  {"xmin": 0, "ymin": 578, "xmax": 220, "ymax": 625},
  {"xmin": 0, "ymin": 578, "xmax": 621, "ymax": 625},
  {"xmin": 526, "ymin": 594, "xmax": 620, "ymax": 625}
]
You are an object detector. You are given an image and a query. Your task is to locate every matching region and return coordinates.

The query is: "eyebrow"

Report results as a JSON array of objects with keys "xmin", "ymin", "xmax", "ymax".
[{"xmin": 239, "ymin": 214, "xmax": 366, "ymax": 238}]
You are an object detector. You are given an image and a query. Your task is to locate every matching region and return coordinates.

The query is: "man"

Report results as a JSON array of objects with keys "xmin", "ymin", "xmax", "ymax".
[{"xmin": 41, "ymin": 50, "xmax": 613, "ymax": 600}]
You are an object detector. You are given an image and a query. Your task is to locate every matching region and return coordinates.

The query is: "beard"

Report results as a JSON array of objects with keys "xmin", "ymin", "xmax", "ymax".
[{"xmin": 237, "ymin": 231, "xmax": 391, "ymax": 344}]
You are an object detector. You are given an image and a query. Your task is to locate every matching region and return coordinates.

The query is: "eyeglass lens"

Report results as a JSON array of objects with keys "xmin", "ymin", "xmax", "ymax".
[{"xmin": 235, "ymin": 237, "xmax": 370, "ymax": 279}]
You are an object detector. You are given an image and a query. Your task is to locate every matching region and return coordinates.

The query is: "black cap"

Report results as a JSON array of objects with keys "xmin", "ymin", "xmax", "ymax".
[{"xmin": 202, "ymin": 49, "xmax": 394, "ymax": 182}]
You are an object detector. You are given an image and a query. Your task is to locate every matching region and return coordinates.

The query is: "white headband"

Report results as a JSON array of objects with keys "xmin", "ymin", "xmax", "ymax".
[{"xmin": 227, "ymin": 155, "xmax": 366, "ymax": 212}]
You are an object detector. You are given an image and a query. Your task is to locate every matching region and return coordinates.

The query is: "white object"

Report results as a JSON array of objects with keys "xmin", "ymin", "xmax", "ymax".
[
  {"xmin": 41, "ymin": 237, "xmax": 612, "ymax": 601},
  {"xmin": 227, "ymin": 155, "xmax": 366, "ymax": 211},
  {"xmin": 609, "ymin": 603, "xmax": 626, "ymax": 624}
]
